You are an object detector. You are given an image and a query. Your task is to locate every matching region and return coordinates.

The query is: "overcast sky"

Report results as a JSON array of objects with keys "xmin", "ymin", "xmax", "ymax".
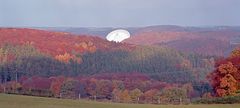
[{"xmin": 0, "ymin": 0, "xmax": 240, "ymax": 27}]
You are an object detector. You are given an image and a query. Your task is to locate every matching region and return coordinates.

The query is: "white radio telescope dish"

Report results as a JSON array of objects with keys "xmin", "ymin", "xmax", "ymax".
[{"xmin": 106, "ymin": 29, "xmax": 130, "ymax": 42}]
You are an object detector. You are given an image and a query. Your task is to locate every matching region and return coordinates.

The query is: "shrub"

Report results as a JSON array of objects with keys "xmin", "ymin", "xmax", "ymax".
[{"xmin": 193, "ymin": 95, "xmax": 240, "ymax": 104}]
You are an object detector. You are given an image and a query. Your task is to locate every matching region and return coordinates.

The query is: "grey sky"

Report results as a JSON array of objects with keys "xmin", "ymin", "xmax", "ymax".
[{"xmin": 0, "ymin": 0, "xmax": 240, "ymax": 27}]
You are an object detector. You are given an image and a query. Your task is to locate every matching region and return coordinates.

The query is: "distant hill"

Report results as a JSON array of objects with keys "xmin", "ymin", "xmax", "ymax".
[
  {"xmin": 0, "ymin": 28, "xmax": 134, "ymax": 56},
  {"xmin": 36, "ymin": 25, "xmax": 240, "ymax": 56},
  {"xmin": 124, "ymin": 26, "xmax": 240, "ymax": 56},
  {"xmin": 36, "ymin": 25, "xmax": 240, "ymax": 38},
  {"xmin": 36, "ymin": 27, "xmax": 115, "ymax": 38}
]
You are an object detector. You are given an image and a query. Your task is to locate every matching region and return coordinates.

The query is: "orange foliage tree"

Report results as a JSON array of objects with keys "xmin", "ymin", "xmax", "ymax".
[
  {"xmin": 119, "ymin": 89, "xmax": 131, "ymax": 103},
  {"xmin": 55, "ymin": 53, "xmax": 72, "ymax": 63},
  {"xmin": 230, "ymin": 48, "xmax": 240, "ymax": 58},
  {"xmin": 112, "ymin": 89, "xmax": 131, "ymax": 103},
  {"xmin": 209, "ymin": 49, "xmax": 240, "ymax": 97}
]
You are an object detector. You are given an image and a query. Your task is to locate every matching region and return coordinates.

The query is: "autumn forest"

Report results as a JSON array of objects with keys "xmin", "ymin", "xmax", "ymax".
[{"xmin": 0, "ymin": 27, "xmax": 240, "ymax": 104}]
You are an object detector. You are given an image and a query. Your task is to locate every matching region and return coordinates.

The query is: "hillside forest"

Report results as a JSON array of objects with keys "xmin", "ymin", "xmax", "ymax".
[{"xmin": 0, "ymin": 28, "xmax": 240, "ymax": 104}]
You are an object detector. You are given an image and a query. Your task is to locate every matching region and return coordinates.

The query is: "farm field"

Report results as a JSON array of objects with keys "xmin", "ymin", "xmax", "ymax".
[{"xmin": 0, "ymin": 94, "xmax": 239, "ymax": 108}]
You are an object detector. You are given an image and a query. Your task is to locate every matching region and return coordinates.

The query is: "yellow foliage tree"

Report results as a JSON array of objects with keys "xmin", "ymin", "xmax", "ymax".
[
  {"xmin": 215, "ymin": 62, "xmax": 238, "ymax": 96},
  {"xmin": 230, "ymin": 49, "xmax": 240, "ymax": 58},
  {"xmin": 120, "ymin": 89, "xmax": 131, "ymax": 103},
  {"xmin": 55, "ymin": 53, "xmax": 72, "ymax": 63},
  {"xmin": 130, "ymin": 88, "xmax": 143, "ymax": 103}
]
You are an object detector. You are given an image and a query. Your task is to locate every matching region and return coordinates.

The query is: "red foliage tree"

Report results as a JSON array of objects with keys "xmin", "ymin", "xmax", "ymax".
[
  {"xmin": 50, "ymin": 76, "xmax": 66, "ymax": 97},
  {"xmin": 209, "ymin": 49, "xmax": 240, "ymax": 97}
]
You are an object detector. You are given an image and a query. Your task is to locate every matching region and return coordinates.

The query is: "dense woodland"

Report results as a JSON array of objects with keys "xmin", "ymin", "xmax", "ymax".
[
  {"xmin": 0, "ymin": 44, "xmax": 214, "ymax": 82},
  {"xmin": 0, "ymin": 28, "xmax": 240, "ymax": 104},
  {"xmin": 0, "ymin": 43, "xmax": 213, "ymax": 104}
]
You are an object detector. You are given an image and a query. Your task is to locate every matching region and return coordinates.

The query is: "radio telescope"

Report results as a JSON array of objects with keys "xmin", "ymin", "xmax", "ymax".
[{"xmin": 106, "ymin": 29, "xmax": 130, "ymax": 42}]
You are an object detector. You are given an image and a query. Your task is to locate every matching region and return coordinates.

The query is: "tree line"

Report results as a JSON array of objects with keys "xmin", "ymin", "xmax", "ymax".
[{"xmin": 0, "ymin": 73, "xmax": 209, "ymax": 104}]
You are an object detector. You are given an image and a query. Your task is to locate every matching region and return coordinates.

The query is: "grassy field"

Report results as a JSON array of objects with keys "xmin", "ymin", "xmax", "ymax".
[{"xmin": 0, "ymin": 94, "xmax": 240, "ymax": 108}]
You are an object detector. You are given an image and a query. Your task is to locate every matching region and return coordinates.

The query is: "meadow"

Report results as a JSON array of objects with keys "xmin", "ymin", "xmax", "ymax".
[{"xmin": 0, "ymin": 94, "xmax": 239, "ymax": 108}]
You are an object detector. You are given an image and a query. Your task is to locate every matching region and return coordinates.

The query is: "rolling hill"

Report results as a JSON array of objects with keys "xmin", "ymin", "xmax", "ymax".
[
  {"xmin": 124, "ymin": 26, "xmax": 240, "ymax": 56},
  {"xmin": 0, "ymin": 27, "xmax": 226, "ymax": 103},
  {"xmin": 39, "ymin": 25, "xmax": 240, "ymax": 56},
  {"xmin": 0, "ymin": 28, "xmax": 214, "ymax": 83},
  {"xmin": 0, "ymin": 28, "xmax": 134, "ymax": 56}
]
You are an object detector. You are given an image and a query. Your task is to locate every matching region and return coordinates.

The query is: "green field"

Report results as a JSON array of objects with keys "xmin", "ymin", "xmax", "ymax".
[{"xmin": 0, "ymin": 94, "xmax": 239, "ymax": 108}]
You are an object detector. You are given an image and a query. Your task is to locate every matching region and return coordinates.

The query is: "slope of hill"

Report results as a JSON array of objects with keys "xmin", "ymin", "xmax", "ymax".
[
  {"xmin": 0, "ymin": 28, "xmax": 134, "ymax": 56},
  {"xmin": 37, "ymin": 26, "xmax": 240, "ymax": 56},
  {"xmin": 38, "ymin": 25, "xmax": 240, "ymax": 38},
  {"xmin": 0, "ymin": 28, "xmax": 218, "ymax": 102},
  {"xmin": 124, "ymin": 28, "xmax": 240, "ymax": 56},
  {"xmin": 162, "ymin": 38, "xmax": 233, "ymax": 56},
  {"xmin": 36, "ymin": 27, "xmax": 115, "ymax": 38},
  {"xmin": 0, "ymin": 28, "xmax": 215, "ymax": 84}
]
